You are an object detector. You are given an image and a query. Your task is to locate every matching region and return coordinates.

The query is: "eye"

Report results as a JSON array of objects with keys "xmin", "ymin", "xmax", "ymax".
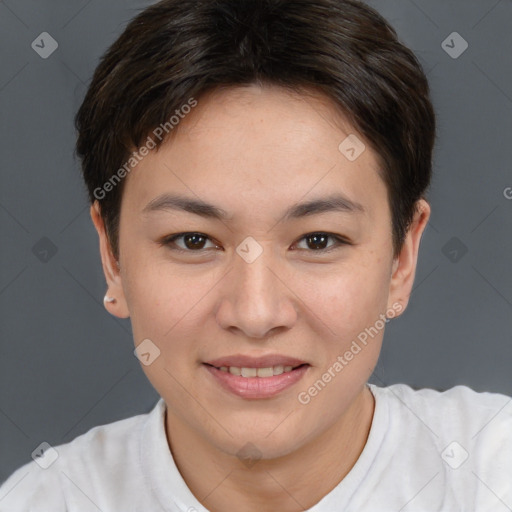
[
  {"xmin": 160, "ymin": 231, "xmax": 350, "ymax": 254},
  {"xmin": 293, "ymin": 232, "xmax": 349, "ymax": 252},
  {"xmin": 160, "ymin": 232, "xmax": 220, "ymax": 252}
]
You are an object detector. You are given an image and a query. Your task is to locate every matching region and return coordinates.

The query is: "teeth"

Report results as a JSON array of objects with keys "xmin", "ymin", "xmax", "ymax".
[
  {"xmin": 218, "ymin": 364, "xmax": 300, "ymax": 377},
  {"xmin": 257, "ymin": 367, "xmax": 273, "ymax": 378},
  {"xmin": 241, "ymin": 367, "xmax": 257, "ymax": 377},
  {"xmin": 273, "ymin": 365, "xmax": 284, "ymax": 375}
]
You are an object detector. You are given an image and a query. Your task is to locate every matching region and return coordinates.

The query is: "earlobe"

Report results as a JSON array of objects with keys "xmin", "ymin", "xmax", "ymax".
[{"xmin": 90, "ymin": 201, "xmax": 130, "ymax": 319}]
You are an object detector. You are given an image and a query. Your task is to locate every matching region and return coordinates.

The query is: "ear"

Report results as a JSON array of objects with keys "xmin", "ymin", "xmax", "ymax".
[
  {"xmin": 90, "ymin": 201, "xmax": 130, "ymax": 318},
  {"xmin": 387, "ymin": 199, "xmax": 431, "ymax": 316}
]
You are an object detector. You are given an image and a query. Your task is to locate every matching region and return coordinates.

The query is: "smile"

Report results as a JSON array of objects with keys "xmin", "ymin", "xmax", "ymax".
[
  {"xmin": 202, "ymin": 363, "xmax": 310, "ymax": 399},
  {"xmin": 211, "ymin": 364, "xmax": 304, "ymax": 378}
]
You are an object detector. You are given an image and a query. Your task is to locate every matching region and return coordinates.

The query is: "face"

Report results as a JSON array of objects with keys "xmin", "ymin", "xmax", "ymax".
[{"xmin": 92, "ymin": 85, "xmax": 429, "ymax": 459}]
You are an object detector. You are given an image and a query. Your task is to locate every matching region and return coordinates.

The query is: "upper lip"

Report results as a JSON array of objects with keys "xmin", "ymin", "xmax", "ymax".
[{"xmin": 204, "ymin": 354, "xmax": 308, "ymax": 369}]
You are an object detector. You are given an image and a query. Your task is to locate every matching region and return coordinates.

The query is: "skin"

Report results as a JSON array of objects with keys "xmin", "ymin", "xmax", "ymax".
[{"xmin": 91, "ymin": 84, "xmax": 430, "ymax": 512}]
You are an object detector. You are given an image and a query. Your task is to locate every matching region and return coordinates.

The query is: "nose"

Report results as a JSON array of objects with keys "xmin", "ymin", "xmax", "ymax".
[{"xmin": 215, "ymin": 247, "xmax": 298, "ymax": 339}]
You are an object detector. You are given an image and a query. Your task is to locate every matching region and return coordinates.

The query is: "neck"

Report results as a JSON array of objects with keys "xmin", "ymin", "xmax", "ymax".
[{"xmin": 165, "ymin": 385, "xmax": 375, "ymax": 512}]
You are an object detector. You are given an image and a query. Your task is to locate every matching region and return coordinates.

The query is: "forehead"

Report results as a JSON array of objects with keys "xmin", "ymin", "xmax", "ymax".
[{"xmin": 121, "ymin": 85, "xmax": 389, "ymax": 225}]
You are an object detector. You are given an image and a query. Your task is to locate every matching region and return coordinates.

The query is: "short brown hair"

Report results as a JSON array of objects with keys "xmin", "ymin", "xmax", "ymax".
[{"xmin": 76, "ymin": 0, "xmax": 436, "ymax": 260}]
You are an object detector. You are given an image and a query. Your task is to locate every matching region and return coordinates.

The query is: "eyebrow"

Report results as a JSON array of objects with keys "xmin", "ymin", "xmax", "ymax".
[{"xmin": 141, "ymin": 193, "xmax": 365, "ymax": 221}]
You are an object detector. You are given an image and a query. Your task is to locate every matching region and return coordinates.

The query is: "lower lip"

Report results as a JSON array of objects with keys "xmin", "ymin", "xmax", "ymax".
[{"xmin": 203, "ymin": 364, "xmax": 310, "ymax": 399}]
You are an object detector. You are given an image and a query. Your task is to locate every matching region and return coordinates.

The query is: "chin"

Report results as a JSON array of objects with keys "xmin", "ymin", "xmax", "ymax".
[{"xmin": 210, "ymin": 421, "xmax": 311, "ymax": 461}]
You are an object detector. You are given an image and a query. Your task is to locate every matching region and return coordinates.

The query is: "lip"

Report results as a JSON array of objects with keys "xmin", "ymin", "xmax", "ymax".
[
  {"xmin": 203, "ymin": 363, "xmax": 310, "ymax": 399},
  {"xmin": 204, "ymin": 354, "xmax": 307, "ymax": 369}
]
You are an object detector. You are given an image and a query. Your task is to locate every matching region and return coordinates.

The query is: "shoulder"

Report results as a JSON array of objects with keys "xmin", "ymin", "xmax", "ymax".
[
  {"xmin": 371, "ymin": 382, "xmax": 512, "ymax": 463},
  {"xmin": 374, "ymin": 381, "xmax": 511, "ymax": 407},
  {"xmin": 379, "ymin": 382, "xmax": 512, "ymax": 429},
  {"xmin": 372, "ymin": 382, "xmax": 512, "ymax": 430},
  {"xmin": 0, "ymin": 400, "xmax": 164, "ymax": 511},
  {"xmin": 366, "ymin": 383, "xmax": 512, "ymax": 507}
]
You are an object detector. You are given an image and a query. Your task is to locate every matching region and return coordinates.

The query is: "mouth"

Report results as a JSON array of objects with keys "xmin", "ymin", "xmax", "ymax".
[
  {"xmin": 203, "ymin": 362, "xmax": 309, "ymax": 378},
  {"xmin": 202, "ymin": 356, "xmax": 311, "ymax": 399}
]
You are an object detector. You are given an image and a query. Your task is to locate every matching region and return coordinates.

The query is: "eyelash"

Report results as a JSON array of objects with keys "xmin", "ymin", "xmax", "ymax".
[{"xmin": 160, "ymin": 232, "xmax": 350, "ymax": 254}]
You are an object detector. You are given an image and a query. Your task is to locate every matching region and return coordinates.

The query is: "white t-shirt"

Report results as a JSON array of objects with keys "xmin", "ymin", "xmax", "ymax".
[{"xmin": 1, "ymin": 382, "xmax": 511, "ymax": 511}]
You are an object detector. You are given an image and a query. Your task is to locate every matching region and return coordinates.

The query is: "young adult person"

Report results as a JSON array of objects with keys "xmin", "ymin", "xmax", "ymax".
[{"xmin": 1, "ymin": 1, "xmax": 510, "ymax": 510}]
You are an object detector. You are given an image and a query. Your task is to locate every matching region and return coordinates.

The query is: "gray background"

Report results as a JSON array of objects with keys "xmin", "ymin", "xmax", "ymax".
[{"xmin": 0, "ymin": 0, "xmax": 511, "ymax": 482}]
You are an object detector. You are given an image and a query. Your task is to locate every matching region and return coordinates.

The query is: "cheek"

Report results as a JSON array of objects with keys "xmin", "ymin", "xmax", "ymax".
[
  {"xmin": 124, "ymin": 267, "xmax": 210, "ymax": 393},
  {"xmin": 297, "ymin": 259, "xmax": 391, "ymax": 339},
  {"xmin": 123, "ymin": 261, "xmax": 219, "ymax": 348}
]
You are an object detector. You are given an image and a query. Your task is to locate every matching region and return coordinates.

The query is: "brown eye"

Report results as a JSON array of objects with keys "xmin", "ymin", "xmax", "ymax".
[
  {"xmin": 181, "ymin": 233, "xmax": 208, "ymax": 250},
  {"xmin": 305, "ymin": 233, "xmax": 329, "ymax": 250},
  {"xmin": 162, "ymin": 232, "xmax": 218, "ymax": 252},
  {"xmin": 294, "ymin": 232, "xmax": 349, "ymax": 252}
]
